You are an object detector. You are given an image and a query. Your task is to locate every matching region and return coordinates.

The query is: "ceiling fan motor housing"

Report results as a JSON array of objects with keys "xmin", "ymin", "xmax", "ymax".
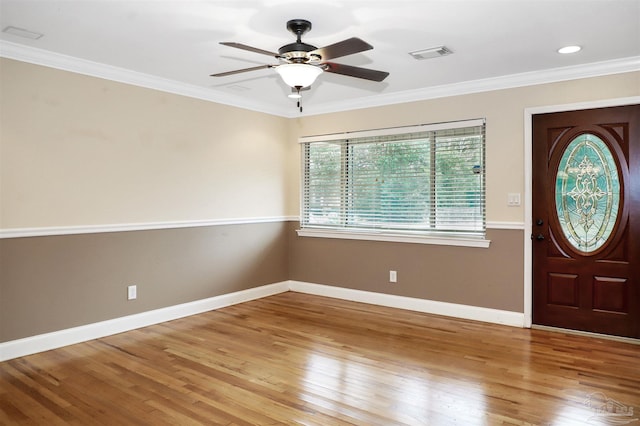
[
  {"xmin": 278, "ymin": 42, "xmax": 317, "ymax": 56},
  {"xmin": 279, "ymin": 19, "xmax": 318, "ymax": 62}
]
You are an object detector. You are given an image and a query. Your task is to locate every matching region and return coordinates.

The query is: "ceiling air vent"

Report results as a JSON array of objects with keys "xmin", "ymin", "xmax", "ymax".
[
  {"xmin": 2, "ymin": 26, "xmax": 44, "ymax": 40},
  {"xmin": 409, "ymin": 46, "xmax": 453, "ymax": 60}
]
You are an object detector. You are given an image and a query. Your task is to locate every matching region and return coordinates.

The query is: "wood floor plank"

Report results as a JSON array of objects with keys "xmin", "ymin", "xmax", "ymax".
[{"xmin": 1, "ymin": 292, "xmax": 639, "ymax": 425}]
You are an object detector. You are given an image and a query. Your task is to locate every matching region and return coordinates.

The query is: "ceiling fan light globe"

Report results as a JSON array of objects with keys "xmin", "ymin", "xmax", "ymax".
[{"xmin": 276, "ymin": 63, "xmax": 322, "ymax": 88}]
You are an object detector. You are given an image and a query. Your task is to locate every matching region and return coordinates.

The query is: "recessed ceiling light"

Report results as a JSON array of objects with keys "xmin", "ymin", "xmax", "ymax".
[
  {"xmin": 558, "ymin": 45, "xmax": 582, "ymax": 54},
  {"xmin": 2, "ymin": 26, "xmax": 44, "ymax": 40},
  {"xmin": 288, "ymin": 93, "xmax": 302, "ymax": 99}
]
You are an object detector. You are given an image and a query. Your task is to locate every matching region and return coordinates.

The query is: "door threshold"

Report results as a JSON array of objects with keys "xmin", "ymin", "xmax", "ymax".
[{"xmin": 532, "ymin": 324, "xmax": 640, "ymax": 345}]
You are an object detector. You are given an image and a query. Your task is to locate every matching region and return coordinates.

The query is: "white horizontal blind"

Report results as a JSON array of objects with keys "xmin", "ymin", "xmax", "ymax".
[{"xmin": 301, "ymin": 120, "xmax": 485, "ymax": 237}]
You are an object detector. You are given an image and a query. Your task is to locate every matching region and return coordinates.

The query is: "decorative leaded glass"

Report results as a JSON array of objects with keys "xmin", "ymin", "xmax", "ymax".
[{"xmin": 555, "ymin": 133, "xmax": 620, "ymax": 253}]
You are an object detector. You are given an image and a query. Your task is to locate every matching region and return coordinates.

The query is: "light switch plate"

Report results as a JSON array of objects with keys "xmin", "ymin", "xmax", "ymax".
[{"xmin": 507, "ymin": 193, "xmax": 521, "ymax": 206}]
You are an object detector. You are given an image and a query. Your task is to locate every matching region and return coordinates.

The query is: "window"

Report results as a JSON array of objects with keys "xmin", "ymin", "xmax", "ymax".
[
  {"xmin": 299, "ymin": 119, "xmax": 487, "ymax": 246},
  {"xmin": 556, "ymin": 133, "xmax": 620, "ymax": 253}
]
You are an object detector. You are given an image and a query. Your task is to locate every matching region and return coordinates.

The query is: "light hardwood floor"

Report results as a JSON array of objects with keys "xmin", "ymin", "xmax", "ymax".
[{"xmin": 1, "ymin": 292, "xmax": 639, "ymax": 425}]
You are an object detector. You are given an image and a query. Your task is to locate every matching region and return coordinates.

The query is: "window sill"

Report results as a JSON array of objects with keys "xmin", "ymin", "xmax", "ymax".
[{"xmin": 296, "ymin": 228, "xmax": 491, "ymax": 248}]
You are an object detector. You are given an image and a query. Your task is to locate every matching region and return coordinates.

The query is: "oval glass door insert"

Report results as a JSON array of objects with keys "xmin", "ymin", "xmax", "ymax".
[{"xmin": 555, "ymin": 133, "xmax": 620, "ymax": 253}]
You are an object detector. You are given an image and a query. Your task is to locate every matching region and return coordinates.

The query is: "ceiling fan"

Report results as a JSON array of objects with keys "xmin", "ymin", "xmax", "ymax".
[{"xmin": 211, "ymin": 19, "xmax": 389, "ymax": 111}]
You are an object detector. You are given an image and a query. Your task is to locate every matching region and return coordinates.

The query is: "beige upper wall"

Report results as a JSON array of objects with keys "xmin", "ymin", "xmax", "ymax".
[
  {"xmin": 0, "ymin": 58, "xmax": 291, "ymax": 229},
  {"xmin": 1, "ymin": 58, "xmax": 638, "ymax": 228},
  {"xmin": 291, "ymin": 72, "xmax": 640, "ymax": 223}
]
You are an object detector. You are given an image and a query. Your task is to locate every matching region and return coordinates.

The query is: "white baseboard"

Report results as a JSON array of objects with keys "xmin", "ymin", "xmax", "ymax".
[
  {"xmin": 0, "ymin": 280, "xmax": 524, "ymax": 361},
  {"xmin": 0, "ymin": 282, "xmax": 289, "ymax": 362},
  {"xmin": 288, "ymin": 280, "xmax": 525, "ymax": 328}
]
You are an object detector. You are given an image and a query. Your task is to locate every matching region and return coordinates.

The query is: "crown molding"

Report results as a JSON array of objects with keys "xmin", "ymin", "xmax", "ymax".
[
  {"xmin": 304, "ymin": 56, "xmax": 640, "ymax": 116},
  {"xmin": 2, "ymin": 40, "xmax": 638, "ymax": 118},
  {"xmin": 0, "ymin": 40, "xmax": 291, "ymax": 117}
]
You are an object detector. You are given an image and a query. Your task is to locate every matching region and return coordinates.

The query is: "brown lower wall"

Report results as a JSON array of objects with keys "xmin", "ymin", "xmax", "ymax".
[
  {"xmin": 1, "ymin": 220, "xmax": 524, "ymax": 343},
  {"xmin": 0, "ymin": 221, "xmax": 289, "ymax": 342},
  {"xmin": 288, "ymin": 222, "xmax": 524, "ymax": 313}
]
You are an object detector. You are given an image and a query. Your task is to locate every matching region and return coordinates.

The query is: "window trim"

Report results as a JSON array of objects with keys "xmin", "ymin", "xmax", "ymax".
[
  {"xmin": 296, "ymin": 228, "xmax": 491, "ymax": 248},
  {"xmin": 299, "ymin": 118, "xmax": 488, "ymax": 248}
]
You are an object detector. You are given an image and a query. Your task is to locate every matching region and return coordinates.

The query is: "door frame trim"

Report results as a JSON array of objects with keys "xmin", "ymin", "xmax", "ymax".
[{"xmin": 523, "ymin": 96, "xmax": 640, "ymax": 328}]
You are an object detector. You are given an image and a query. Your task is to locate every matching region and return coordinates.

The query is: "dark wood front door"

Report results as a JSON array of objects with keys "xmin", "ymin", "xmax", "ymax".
[{"xmin": 532, "ymin": 105, "xmax": 640, "ymax": 338}]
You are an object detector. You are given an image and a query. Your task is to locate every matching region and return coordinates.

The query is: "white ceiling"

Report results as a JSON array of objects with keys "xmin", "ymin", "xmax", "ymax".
[{"xmin": 1, "ymin": 0, "xmax": 639, "ymax": 117}]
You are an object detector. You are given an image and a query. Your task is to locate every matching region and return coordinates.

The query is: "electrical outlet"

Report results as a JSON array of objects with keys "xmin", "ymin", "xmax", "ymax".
[
  {"xmin": 127, "ymin": 285, "xmax": 137, "ymax": 300},
  {"xmin": 389, "ymin": 270, "xmax": 397, "ymax": 283}
]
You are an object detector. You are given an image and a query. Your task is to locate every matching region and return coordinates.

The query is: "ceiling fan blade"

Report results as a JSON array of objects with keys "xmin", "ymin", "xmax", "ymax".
[
  {"xmin": 310, "ymin": 37, "xmax": 373, "ymax": 61},
  {"xmin": 210, "ymin": 64, "xmax": 275, "ymax": 77},
  {"xmin": 220, "ymin": 42, "xmax": 278, "ymax": 57},
  {"xmin": 323, "ymin": 62, "xmax": 389, "ymax": 82}
]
